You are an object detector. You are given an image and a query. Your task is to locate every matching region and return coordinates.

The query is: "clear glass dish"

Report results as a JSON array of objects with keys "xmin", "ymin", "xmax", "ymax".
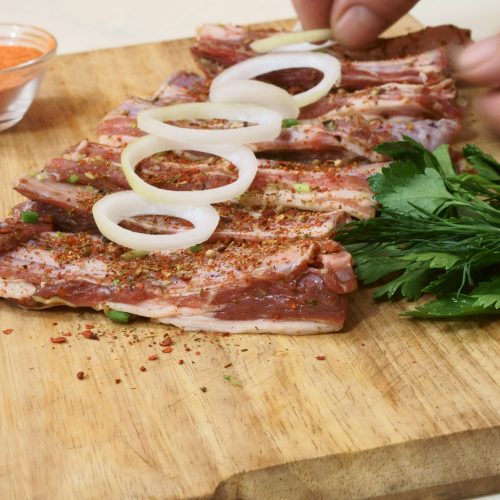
[{"xmin": 0, "ymin": 23, "xmax": 57, "ymax": 132}]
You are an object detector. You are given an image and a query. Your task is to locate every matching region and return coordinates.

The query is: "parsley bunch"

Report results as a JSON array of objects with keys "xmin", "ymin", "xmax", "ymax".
[{"xmin": 336, "ymin": 137, "xmax": 500, "ymax": 318}]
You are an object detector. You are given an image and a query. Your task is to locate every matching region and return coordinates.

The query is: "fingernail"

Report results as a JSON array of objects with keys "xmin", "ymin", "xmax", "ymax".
[
  {"xmin": 457, "ymin": 36, "xmax": 500, "ymax": 71},
  {"xmin": 334, "ymin": 6, "xmax": 386, "ymax": 48}
]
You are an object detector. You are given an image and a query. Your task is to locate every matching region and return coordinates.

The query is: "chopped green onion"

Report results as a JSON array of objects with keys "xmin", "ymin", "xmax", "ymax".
[
  {"xmin": 68, "ymin": 174, "xmax": 79, "ymax": 184},
  {"xmin": 323, "ymin": 119, "xmax": 337, "ymax": 131},
  {"xmin": 121, "ymin": 250, "xmax": 150, "ymax": 261},
  {"xmin": 282, "ymin": 118, "xmax": 299, "ymax": 128},
  {"xmin": 112, "ymin": 279, "xmax": 120, "ymax": 286},
  {"xmin": 84, "ymin": 172, "xmax": 96, "ymax": 180},
  {"xmin": 105, "ymin": 309, "xmax": 130, "ymax": 323},
  {"xmin": 293, "ymin": 182, "xmax": 311, "ymax": 193},
  {"xmin": 21, "ymin": 211, "xmax": 39, "ymax": 223},
  {"xmin": 223, "ymin": 375, "xmax": 243, "ymax": 387},
  {"xmin": 190, "ymin": 244, "xmax": 203, "ymax": 253}
]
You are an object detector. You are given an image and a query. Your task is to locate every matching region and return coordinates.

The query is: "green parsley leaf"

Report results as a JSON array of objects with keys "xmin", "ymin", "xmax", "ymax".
[
  {"xmin": 68, "ymin": 173, "xmax": 80, "ymax": 184},
  {"xmin": 406, "ymin": 295, "xmax": 500, "ymax": 318},
  {"xmin": 369, "ymin": 161, "xmax": 454, "ymax": 216},
  {"xmin": 463, "ymin": 144, "xmax": 500, "ymax": 181},
  {"xmin": 470, "ymin": 275, "xmax": 500, "ymax": 309}
]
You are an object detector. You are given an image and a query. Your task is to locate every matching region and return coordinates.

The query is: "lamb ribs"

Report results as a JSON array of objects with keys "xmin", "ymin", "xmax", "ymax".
[{"xmin": 0, "ymin": 23, "xmax": 469, "ymax": 333}]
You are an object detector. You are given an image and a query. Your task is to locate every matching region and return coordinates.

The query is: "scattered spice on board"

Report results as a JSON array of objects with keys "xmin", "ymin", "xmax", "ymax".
[
  {"xmin": 162, "ymin": 346, "xmax": 173, "ymax": 353},
  {"xmin": 50, "ymin": 336, "xmax": 67, "ymax": 344},
  {"xmin": 178, "ymin": 359, "xmax": 184, "ymax": 365},
  {"xmin": 159, "ymin": 336, "xmax": 172, "ymax": 347},
  {"xmin": 115, "ymin": 379, "xmax": 122, "ymax": 384},
  {"xmin": 315, "ymin": 355, "xmax": 326, "ymax": 361},
  {"xmin": 200, "ymin": 387, "xmax": 207, "ymax": 393},
  {"xmin": 76, "ymin": 371, "xmax": 85, "ymax": 380},
  {"xmin": 148, "ymin": 354, "xmax": 158, "ymax": 361},
  {"xmin": 139, "ymin": 366, "xmax": 146, "ymax": 372},
  {"xmin": 81, "ymin": 330, "xmax": 99, "ymax": 340},
  {"xmin": 224, "ymin": 362, "xmax": 232, "ymax": 368},
  {"xmin": 2, "ymin": 329, "xmax": 13, "ymax": 335}
]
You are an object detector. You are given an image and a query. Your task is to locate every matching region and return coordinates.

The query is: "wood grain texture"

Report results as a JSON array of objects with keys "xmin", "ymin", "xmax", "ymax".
[{"xmin": 0, "ymin": 17, "xmax": 499, "ymax": 500}]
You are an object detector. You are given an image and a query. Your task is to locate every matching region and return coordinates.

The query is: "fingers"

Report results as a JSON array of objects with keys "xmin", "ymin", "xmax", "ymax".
[
  {"xmin": 330, "ymin": 0, "xmax": 419, "ymax": 48},
  {"xmin": 455, "ymin": 34, "xmax": 500, "ymax": 86},
  {"xmin": 291, "ymin": 0, "xmax": 334, "ymax": 29},
  {"xmin": 477, "ymin": 91, "xmax": 500, "ymax": 136}
]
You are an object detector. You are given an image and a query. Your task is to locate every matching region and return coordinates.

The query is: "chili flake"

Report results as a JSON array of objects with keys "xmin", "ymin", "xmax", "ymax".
[
  {"xmin": 159, "ymin": 337, "xmax": 172, "ymax": 347},
  {"xmin": 139, "ymin": 366, "xmax": 146, "ymax": 372},
  {"xmin": 81, "ymin": 330, "xmax": 98, "ymax": 340},
  {"xmin": 2, "ymin": 329, "xmax": 13, "ymax": 335},
  {"xmin": 50, "ymin": 336, "xmax": 67, "ymax": 344},
  {"xmin": 76, "ymin": 371, "xmax": 85, "ymax": 380},
  {"xmin": 315, "ymin": 355, "xmax": 326, "ymax": 361},
  {"xmin": 148, "ymin": 354, "xmax": 158, "ymax": 361},
  {"xmin": 162, "ymin": 347, "xmax": 173, "ymax": 353}
]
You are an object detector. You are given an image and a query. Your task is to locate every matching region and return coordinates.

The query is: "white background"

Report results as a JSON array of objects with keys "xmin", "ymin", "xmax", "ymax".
[{"xmin": 2, "ymin": 0, "xmax": 500, "ymax": 54}]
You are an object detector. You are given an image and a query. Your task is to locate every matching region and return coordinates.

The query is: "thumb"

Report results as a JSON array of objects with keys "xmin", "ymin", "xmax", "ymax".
[
  {"xmin": 331, "ymin": 0, "xmax": 418, "ymax": 49},
  {"xmin": 455, "ymin": 34, "xmax": 500, "ymax": 86}
]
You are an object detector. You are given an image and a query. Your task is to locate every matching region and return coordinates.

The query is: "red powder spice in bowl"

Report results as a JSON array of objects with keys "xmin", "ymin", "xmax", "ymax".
[{"xmin": 0, "ymin": 23, "xmax": 57, "ymax": 131}]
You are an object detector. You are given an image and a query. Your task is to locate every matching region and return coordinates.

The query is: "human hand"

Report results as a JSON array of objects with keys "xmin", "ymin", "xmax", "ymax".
[
  {"xmin": 456, "ymin": 34, "xmax": 500, "ymax": 135},
  {"xmin": 292, "ymin": 0, "xmax": 500, "ymax": 135},
  {"xmin": 291, "ymin": 0, "xmax": 418, "ymax": 49}
]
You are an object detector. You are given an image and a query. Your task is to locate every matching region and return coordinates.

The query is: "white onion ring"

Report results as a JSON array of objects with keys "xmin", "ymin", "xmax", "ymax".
[
  {"xmin": 209, "ymin": 79, "xmax": 299, "ymax": 119},
  {"xmin": 137, "ymin": 102, "xmax": 282, "ymax": 146},
  {"xmin": 92, "ymin": 191, "xmax": 219, "ymax": 251},
  {"xmin": 271, "ymin": 40, "xmax": 336, "ymax": 53},
  {"xmin": 121, "ymin": 135, "xmax": 258, "ymax": 205},
  {"xmin": 250, "ymin": 29, "xmax": 333, "ymax": 53},
  {"xmin": 210, "ymin": 52, "xmax": 341, "ymax": 108}
]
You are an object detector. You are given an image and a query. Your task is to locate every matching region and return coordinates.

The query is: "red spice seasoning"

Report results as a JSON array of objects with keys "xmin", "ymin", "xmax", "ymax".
[
  {"xmin": 85, "ymin": 324, "xmax": 95, "ymax": 330},
  {"xmin": 2, "ymin": 328, "xmax": 13, "ymax": 335},
  {"xmin": 0, "ymin": 46, "xmax": 43, "ymax": 71},
  {"xmin": 148, "ymin": 354, "xmax": 158, "ymax": 361},
  {"xmin": 315, "ymin": 355, "xmax": 326, "ymax": 361},
  {"xmin": 50, "ymin": 337, "xmax": 67, "ymax": 344},
  {"xmin": 162, "ymin": 347, "xmax": 173, "ymax": 354},
  {"xmin": 76, "ymin": 371, "xmax": 85, "ymax": 380},
  {"xmin": 178, "ymin": 359, "xmax": 184, "ymax": 365},
  {"xmin": 159, "ymin": 336, "xmax": 172, "ymax": 347},
  {"xmin": 81, "ymin": 330, "xmax": 98, "ymax": 340},
  {"xmin": 115, "ymin": 378, "xmax": 122, "ymax": 384},
  {"xmin": 139, "ymin": 366, "xmax": 146, "ymax": 372}
]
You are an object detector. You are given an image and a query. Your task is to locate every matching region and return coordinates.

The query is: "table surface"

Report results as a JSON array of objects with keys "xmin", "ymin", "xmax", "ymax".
[{"xmin": 3, "ymin": 0, "xmax": 500, "ymax": 55}]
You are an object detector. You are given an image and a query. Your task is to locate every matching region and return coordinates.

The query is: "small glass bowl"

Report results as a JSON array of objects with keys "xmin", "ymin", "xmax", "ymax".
[{"xmin": 0, "ymin": 23, "xmax": 57, "ymax": 132}]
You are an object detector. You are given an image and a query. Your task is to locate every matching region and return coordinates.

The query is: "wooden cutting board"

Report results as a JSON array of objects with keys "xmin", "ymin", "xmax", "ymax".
[{"xmin": 0, "ymin": 16, "xmax": 499, "ymax": 500}]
